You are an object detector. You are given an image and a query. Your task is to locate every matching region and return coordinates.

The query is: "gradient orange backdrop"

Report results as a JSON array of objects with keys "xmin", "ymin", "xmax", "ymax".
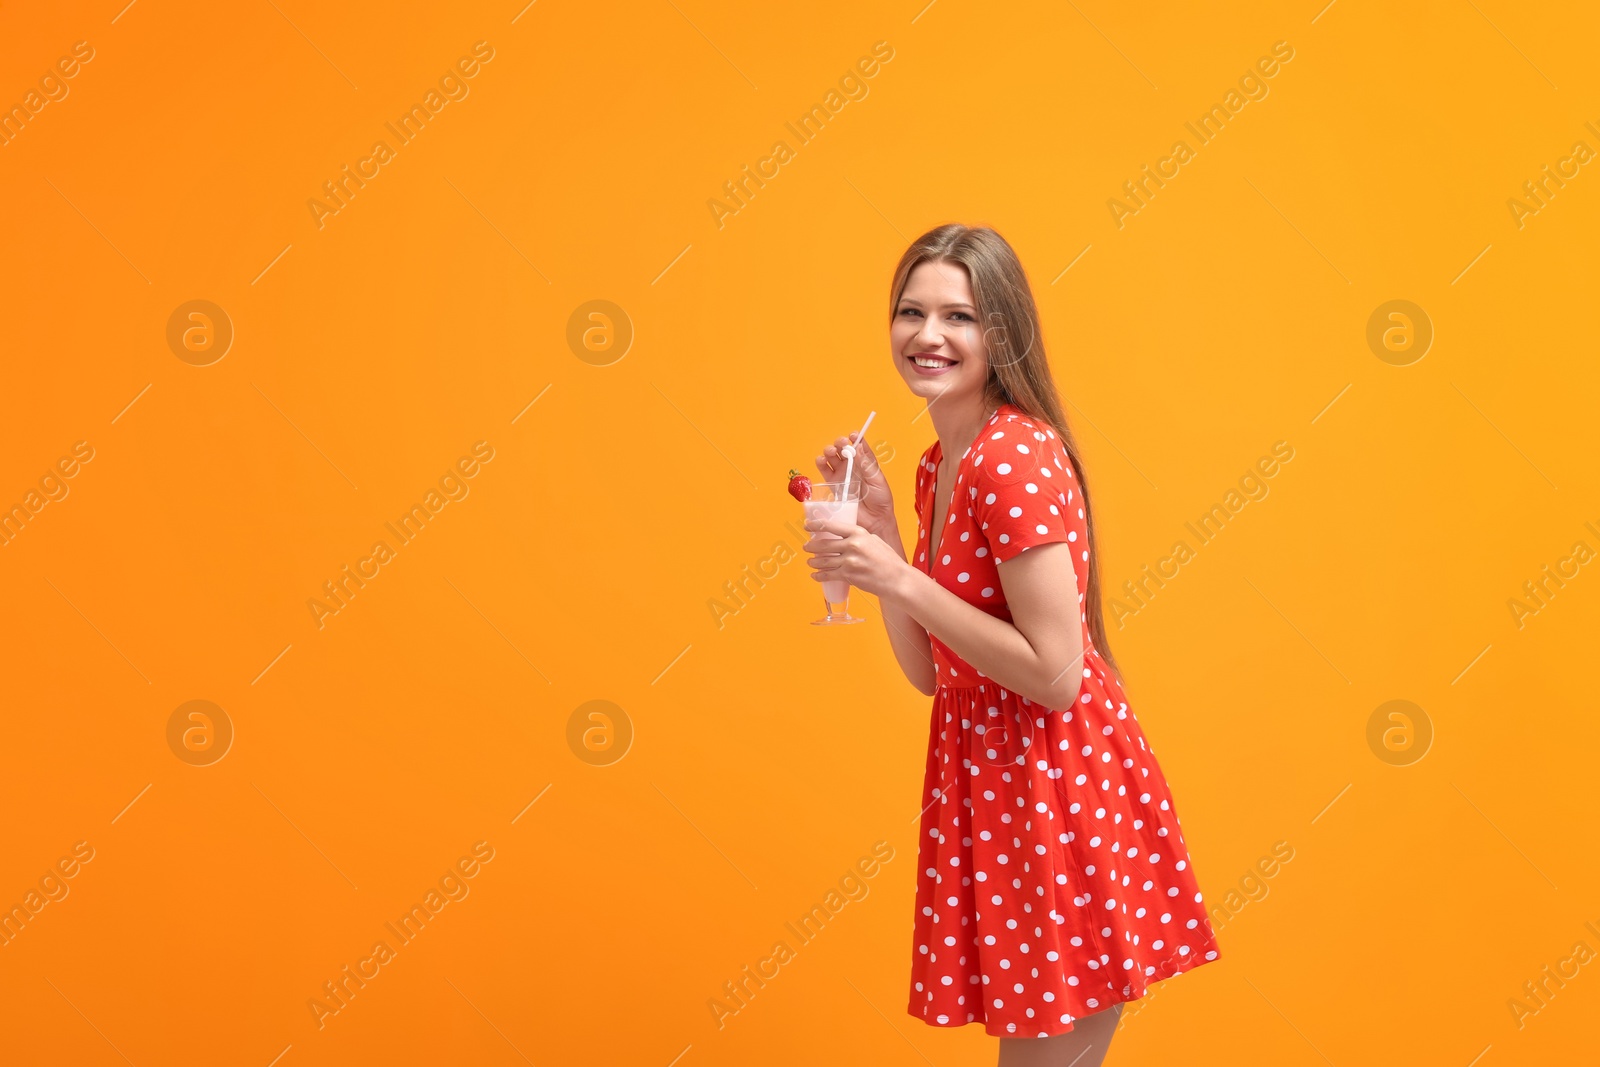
[{"xmin": 2, "ymin": 1, "xmax": 1598, "ymax": 1064}]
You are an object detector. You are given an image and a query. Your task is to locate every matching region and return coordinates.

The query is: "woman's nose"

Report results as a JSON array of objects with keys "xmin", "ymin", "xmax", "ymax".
[{"xmin": 916, "ymin": 315, "xmax": 945, "ymax": 347}]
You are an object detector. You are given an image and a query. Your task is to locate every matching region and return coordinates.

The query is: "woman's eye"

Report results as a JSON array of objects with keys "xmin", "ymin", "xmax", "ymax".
[
  {"xmin": 899, "ymin": 307, "xmax": 921, "ymax": 317},
  {"xmin": 951, "ymin": 312, "xmax": 973, "ymax": 321}
]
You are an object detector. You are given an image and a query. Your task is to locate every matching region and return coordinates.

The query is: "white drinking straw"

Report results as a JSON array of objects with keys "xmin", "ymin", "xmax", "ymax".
[{"xmin": 840, "ymin": 410, "xmax": 876, "ymax": 503}]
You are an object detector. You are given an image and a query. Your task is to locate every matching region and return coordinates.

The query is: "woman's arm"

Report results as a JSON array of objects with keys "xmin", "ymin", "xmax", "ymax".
[
  {"xmin": 884, "ymin": 540, "xmax": 1087, "ymax": 709},
  {"xmin": 805, "ymin": 419, "xmax": 1090, "ymax": 708},
  {"xmin": 872, "ymin": 519, "xmax": 939, "ymax": 696}
]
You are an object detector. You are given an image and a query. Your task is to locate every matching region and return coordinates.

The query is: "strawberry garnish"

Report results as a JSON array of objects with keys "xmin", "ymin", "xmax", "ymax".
[{"xmin": 787, "ymin": 469, "xmax": 812, "ymax": 501}]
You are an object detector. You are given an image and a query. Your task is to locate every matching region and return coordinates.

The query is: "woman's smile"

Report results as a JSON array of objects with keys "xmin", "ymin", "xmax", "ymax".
[{"xmin": 908, "ymin": 352, "xmax": 959, "ymax": 375}]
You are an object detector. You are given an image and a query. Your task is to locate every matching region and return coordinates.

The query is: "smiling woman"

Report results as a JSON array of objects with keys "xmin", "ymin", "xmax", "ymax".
[{"xmin": 801, "ymin": 224, "xmax": 1221, "ymax": 1063}]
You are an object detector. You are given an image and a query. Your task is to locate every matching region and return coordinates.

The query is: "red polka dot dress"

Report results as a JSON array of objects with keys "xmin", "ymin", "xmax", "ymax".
[{"xmin": 905, "ymin": 403, "xmax": 1220, "ymax": 1038}]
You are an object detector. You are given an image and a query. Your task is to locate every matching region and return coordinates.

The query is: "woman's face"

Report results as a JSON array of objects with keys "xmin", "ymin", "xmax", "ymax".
[{"xmin": 891, "ymin": 259, "xmax": 990, "ymax": 408}]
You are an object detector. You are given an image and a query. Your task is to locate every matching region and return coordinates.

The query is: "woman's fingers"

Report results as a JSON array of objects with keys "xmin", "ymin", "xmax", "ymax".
[
  {"xmin": 815, "ymin": 434, "xmax": 889, "ymax": 492},
  {"xmin": 803, "ymin": 548, "xmax": 842, "ymax": 571},
  {"xmin": 835, "ymin": 435, "xmax": 886, "ymax": 483},
  {"xmin": 815, "ymin": 445, "xmax": 846, "ymax": 477},
  {"xmin": 802, "ymin": 525, "xmax": 855, "ymax": 561}
]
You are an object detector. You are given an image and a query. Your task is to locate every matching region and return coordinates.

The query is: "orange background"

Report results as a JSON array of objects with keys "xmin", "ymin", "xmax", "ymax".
[{"xmin": 2, "ymin": 1, "xmax": 1598, "ymax": 1064}]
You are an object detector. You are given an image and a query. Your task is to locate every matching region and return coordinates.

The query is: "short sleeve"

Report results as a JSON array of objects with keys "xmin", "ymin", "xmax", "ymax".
[{"xmin": 970, "ymin": 418, "xmax": 1075, "ymax": 564}]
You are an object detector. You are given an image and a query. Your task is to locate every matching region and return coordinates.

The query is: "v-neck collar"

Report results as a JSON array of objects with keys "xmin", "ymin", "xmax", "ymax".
[{"xmin": 922, "ymin": 403, "xmax": 1015, "ymax": 577}]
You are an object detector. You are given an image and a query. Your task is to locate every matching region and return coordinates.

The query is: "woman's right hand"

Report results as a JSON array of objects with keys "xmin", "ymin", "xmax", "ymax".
[{"xmin": 815, "ymin": 434, "xmax": 896, "ymax": 537}]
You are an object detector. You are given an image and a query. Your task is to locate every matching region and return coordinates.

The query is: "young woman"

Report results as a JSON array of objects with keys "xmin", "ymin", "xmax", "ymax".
[{"xmin": 802, "ymin": 225, "xmax": 1220, "ymax": 1066}]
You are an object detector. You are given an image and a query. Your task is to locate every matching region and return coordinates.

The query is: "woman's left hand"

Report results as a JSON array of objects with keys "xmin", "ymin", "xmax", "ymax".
[{"xmin": 801, "ymin": 517, "xmax": 912, "ymax": 601}]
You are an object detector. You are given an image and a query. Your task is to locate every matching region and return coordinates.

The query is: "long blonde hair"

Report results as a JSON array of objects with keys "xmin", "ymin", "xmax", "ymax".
[{"xmin": 889, "ymin": 223, "xmax": 1122, "ymax": 678}]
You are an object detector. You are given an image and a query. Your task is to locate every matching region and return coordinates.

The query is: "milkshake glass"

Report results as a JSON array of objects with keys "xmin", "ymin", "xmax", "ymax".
[{"xmin": 802, "ymin": 480, "xmax": 863, "ymax": 625}]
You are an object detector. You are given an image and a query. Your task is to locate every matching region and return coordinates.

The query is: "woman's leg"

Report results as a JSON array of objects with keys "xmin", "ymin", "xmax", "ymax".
[{"xmin": 995, "ymin": 1002, "xmax": 1123, "ymax": 1067}]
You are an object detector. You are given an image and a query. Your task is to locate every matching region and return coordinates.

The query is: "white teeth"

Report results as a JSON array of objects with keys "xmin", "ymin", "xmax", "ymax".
[{"xmin": 914, "ymin": 356, "xmax": 954, "ymax": 368}]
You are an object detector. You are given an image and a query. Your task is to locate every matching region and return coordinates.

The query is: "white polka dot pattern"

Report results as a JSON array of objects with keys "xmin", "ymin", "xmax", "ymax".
[{"xmin": 905, "ymin": 404, "xmax": 1221, "ymax": 1038}]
